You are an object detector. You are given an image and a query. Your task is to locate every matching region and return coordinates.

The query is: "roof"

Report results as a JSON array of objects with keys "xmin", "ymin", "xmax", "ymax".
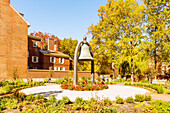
[
  {"xmin": 10, "ymin": 5, "xmax": 31, "ymax": 27},
  {"xmin": 28, "ymin": 35, "xmax": 41, "ymax": 40},
  {"xmin": 40, "ymin": 49, "xmax": 71, "ymax": 59}
]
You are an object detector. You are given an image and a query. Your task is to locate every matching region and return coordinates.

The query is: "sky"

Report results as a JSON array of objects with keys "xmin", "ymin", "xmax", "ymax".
[
  {"xmin": 11, "ymin": 0, "xmax": 143, "ymax": 42},
  {"xmin": 11, "ymin": 0, "xmax": 108, "ymax": 42}
]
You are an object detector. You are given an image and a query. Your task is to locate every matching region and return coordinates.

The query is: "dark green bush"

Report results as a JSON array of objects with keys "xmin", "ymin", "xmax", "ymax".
[
  {"xmin": 75, "ymin": 97, "xmax": 84, "ymax": 104},
  {"xmin": 125, "ymin": 96, "xmax": 134, "ymax": 103},
  {"xmin": 135, "ymin": 94, "xmax": 145, "ymax": 102},
  {"xmin": 157, "ymin": 86, "xmax": 164, "ymax": 94},
  {"xmin": 35, "ymin": 93, "xmax": 41, "ymax": 100},
  {"xmin": 48, "ymin": 95, "xmax": 56, "ymax": 102},
  {"xmin": 26, "ymin": 94, "xmax": 35, "ymax": 101},
  {"xmin": 62, "ymin": 96, "xmax": 70, "ymax": 104},
  {"xmin": 116, "ymin": 96, "xmax": 124, "ymax": 104},
  {"xmin": 145, "ymin": 95, "xmax": 151, "ymax": 101},
  {"xmin": 103, "ymin": 97, "xmax": 112, "ymax": 105}
]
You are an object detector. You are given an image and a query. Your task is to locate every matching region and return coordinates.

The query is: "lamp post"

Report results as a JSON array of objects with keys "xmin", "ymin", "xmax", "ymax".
[{"xmin": 74, "ymin": 36, "xmax": 94, "ymax": 86}]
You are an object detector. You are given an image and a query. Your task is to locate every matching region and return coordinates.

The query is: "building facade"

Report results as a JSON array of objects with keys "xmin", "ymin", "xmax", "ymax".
[
  {"xmin": 0, "ymin": 0, "xmax": 30, "ymax": 78},
  {"xmin": 28, "ymin": 35, "xmax": 72, "ymax": 71}
]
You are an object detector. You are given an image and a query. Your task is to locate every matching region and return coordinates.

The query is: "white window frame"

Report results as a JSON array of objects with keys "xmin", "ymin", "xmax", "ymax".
[
  {"xmin": 32, "ymin": 56, "xmax": 38, "ymax": 63},
  {"xmin": 50, "ymin": 57, "xmax": 56, "ymax": 63},
  {"xmin": 54, "ymin": 67, "xmax": 57, "ymax": 71},
  {"xmin": 33, "ymin": 42, "xmax": 37, "ymax": 47},
  {"xmin": 58, "ymin": 67, "xmax": 61, "ymax": 71},
  {"xmin": 58, "ymin": 67, "xmax": 65, "ymax": 71},
  {"xmin": 59, "ymin": 58, "xmax": 64, "ymax": 64}
]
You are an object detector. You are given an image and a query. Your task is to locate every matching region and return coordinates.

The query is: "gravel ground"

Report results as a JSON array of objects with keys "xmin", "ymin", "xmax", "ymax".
[{"xmin": 20, "ymin": 85, "xmax": 150, "ymax": 101}]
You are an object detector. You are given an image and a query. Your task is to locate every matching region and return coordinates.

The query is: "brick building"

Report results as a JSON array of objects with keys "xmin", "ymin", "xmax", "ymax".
[
  {"xmin": 0, "ymin": 0, "xmax": 30, "ymax": 78},
  {"xmin": 28, "ymin": 35, "xmax": 72, "ymax": 71}
]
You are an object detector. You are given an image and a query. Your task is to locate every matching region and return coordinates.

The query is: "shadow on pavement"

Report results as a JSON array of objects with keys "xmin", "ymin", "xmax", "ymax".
[{"xmin": 33, "ymin": 90, "xmax": 63, "ymax": 97}]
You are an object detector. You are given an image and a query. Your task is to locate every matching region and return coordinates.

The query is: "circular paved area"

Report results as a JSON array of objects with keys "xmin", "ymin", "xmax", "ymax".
[{"xmin": 20, "ymin": 85, "xmax": 149, "ymax": 101}]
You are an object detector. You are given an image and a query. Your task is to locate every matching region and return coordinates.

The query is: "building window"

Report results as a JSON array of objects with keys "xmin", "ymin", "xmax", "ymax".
[
  {"xmin": 54, "ymin": 67, "xmax": 57, "ymax": 71},
  {"xmin": 50, "ymin": 57, "xmax": 56, "ymax": 63},
  {"xmin": 33, "ymin": 42, "xmax": 37, "ymax": 47},
  {"xmin": 32, "ymin": 56, "xmax": 38, "ymax": 63},
  {"xmin": 58, "ymin": 67, "xmax": 65, "ymax": 71},
  {"xmin": 59, "ymin": 58, "xmax": 64, "ymax": 64}
]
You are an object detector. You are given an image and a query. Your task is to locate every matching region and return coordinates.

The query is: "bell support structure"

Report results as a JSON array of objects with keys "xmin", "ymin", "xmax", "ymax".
[{"xmin": 74, "ymin": 36, "xmax": 94, "ymax": 86}]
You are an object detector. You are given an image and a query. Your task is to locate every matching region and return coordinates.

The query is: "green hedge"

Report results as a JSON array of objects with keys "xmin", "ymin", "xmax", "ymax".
[{"xmin": 124, "ymin": 82, "xmax": 167, "ymax": 94}]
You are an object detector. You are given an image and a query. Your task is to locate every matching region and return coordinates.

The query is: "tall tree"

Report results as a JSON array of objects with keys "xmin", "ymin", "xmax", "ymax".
[
  {"xmin": 88, "ymin": 0, "xmax": 146, "ymax": 82},
  {"xmin": 30, "ymin": 31, "xmax": 61, "ymax": 49},
  {"xmin": 59, "ymin": 37, "xmax": 78, "ymax": 59},
  {"xmin": 143, "ymin": 0, "xmax": 170, "ymax": 76}
]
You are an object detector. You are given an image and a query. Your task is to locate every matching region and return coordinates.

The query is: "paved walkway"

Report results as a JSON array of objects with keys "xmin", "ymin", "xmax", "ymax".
[
  {"xmin": 151, "ymin": 93, "xmax": 170, "ymax": 102},
  {"xmin": 20, "ymin": 85, "xmax": 149, "ymax": 101}
]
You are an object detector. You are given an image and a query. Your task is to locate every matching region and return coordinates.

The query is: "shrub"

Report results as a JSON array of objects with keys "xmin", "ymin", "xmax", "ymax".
[
  {"xmin": 164, "ymin": 89, "xmax": 170, "ymax": 94},
  {"xmin": 75, "ymin": 97, "xmax": 84, "ymax": 104},
  {"xmin": 135, "ymin": 94, "xmax": 145, "ymax": 102},
  {"xmin": 61, "ymin": 96, "xmax": 70, "ymax": 104},
  {"xmin": 26, "ymin": 94, "xmax": 35, "ymax": 101},
  {"xmin": 103, "ymin": 97, "xmax": 112, "ymax": 106},
  {"xmin": 5, "ymin": 98, "xmax": 18, "ymax": 109},
  {"xmin": 142, "ymin": 100, "xmax": 170, "ymax": 113},
  {"xmin": 157, "ymin": 86, "xmax": 164, "ymax": 94},
  {"xmin": 72, "ymin": 97, "xmax": 84, "ymax": 110},
  {"xmin": 48, "ymin": 95, "xmax": 56, "ymax": 102},
  {"xmin": 145, "ymin": 95, "xmax": 151, "ymax": 101},
  {"xmin": 35, "ymin": 93, "xmax": 41, "ymax": 100},
  {"xmin": 18, "ymin": 92, "xmax": 26, "ymax": 101},
  {"xmin": 116, "ymin": 96, "xmax": 124, "ymax": 104},
  {"xmin": 125, "ymin": 96, "xmax": 134, "ymax": 103},
  {"xmin": 0, "ymin": 104, "xmax": 5, "ymax": 111}
]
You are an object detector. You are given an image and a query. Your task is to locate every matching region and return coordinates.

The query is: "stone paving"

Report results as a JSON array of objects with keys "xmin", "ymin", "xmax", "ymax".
[{"xmin": 20, "ymin": 84, "xmax": 150, "ymax": 101}]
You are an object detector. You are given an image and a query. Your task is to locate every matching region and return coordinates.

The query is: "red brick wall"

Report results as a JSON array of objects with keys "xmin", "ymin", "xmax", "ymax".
[
  {"xmin": 26, "ymin": 70, "xmax": 99, "ymax": 79},
  {"xmin": 28, "ymin": 38, "xmax": 41, "ymax": 69},
  {"xmin": 0, "ymin": 0, "xmax": 10, "ymax": 5},
  {"xmin": 0, "ymin": 1, "xmax": 28, "ymax": 78},
  {"xmin": 42, "ymin": 56, "xmax": 70, "ymax": 71}
]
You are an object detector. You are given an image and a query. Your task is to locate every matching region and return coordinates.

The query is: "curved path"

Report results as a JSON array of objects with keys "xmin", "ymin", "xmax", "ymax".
[{"xmin": 20, "ymin": 85, "xmax": 149, "ymax": 101}]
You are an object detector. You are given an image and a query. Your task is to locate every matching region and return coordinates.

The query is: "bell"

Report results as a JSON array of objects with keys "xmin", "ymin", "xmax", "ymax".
[{"xmin": 78, "ymin": 44, "xmax": 94, "ymax": 61}]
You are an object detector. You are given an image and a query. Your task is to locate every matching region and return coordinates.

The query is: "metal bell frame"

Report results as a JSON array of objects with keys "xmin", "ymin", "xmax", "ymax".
[{"xmin": 74, "ymin": 36, "xmax": 94, "ymax": 86}]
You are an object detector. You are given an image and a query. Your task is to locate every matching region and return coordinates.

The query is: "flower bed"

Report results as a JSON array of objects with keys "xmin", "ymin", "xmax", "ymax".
[{"xmin": 61, "ymin": 82, "xmax": 108, "ymax": 91}]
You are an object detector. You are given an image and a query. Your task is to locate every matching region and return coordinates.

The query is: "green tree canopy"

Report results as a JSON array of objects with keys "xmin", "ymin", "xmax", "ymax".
[{"xmin": 59, "ymin": 37, "xmax": 78, "ymax": 59}]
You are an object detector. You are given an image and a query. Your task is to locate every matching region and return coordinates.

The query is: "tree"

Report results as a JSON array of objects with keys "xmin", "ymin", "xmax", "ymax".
[
  {"xmin": 143, "ymin": 0, "xmax": 170, "ymax": 77},
  {"xmin": 59, "ymin": 37, "xmax": 78, "ymax": 59},
  {"xmin": 30, "ymin": 31, "xmax": 61, "ymax": 49},
  {"xmin": 88, "ymin": 0, "xmax": 146, "ymax": 82}
]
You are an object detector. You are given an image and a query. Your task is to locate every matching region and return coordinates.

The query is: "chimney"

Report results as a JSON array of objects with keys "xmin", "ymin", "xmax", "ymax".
[
  {"xmin": 48, "ymin": 38, "xmax": 54, "ymax": 51},
  {"xmin": 54, "ymin": 44, "xmax": 58, "ymax": 51},
  {"xmin": 1, "ymin": 0, "xmax": 10, "ymax": 4}
]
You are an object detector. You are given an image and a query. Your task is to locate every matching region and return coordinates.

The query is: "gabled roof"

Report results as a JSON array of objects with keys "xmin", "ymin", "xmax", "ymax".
[
  {"xmin": 10, "ymin": 5, "xmax": 31, "ymax": 27},
  {"xmin": 28, "ymin": 35, "xmax": 41, "ymax": 40},
  {"xmin": 40, "ymin": 49, "xmax": 71, "ymax": 59}
]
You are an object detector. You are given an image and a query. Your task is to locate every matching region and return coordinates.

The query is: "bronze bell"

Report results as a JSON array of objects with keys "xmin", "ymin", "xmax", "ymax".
[{"xmin": 78, "ymin": 44, "xmax": 94, "ymax": 61}]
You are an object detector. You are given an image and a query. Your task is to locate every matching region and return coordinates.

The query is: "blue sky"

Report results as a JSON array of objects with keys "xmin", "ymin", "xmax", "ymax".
[
  {"xmin": 11, "ymin": 0, "xmax": 143, "ymax": 42},
  {"xmin": 11, "ymin": 0, "xmax": 108, "ymax": 42}
]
